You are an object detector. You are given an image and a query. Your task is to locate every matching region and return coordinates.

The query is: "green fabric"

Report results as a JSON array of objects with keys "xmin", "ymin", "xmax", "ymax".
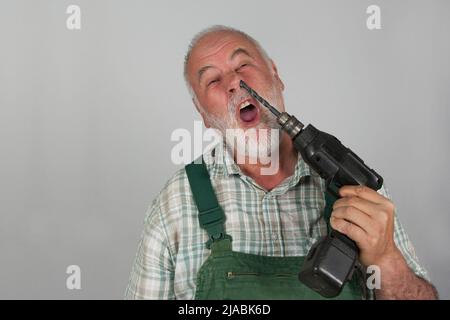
[
  {"xmin": 185, "ymin": 159, "xmax": 231, "ymax": 248},
  {"xmin": 195, "ymin": 239, "xmax": 362, "ymax": 300},
  {"xmin": 185, "ymin": 159, "xmax": 363, "ymax": 300}
]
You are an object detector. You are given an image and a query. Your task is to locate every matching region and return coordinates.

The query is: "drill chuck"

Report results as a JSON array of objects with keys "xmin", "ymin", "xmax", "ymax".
[{"xmin": 277, "ymin": 112, "xmax": 304, "ymax": 139}]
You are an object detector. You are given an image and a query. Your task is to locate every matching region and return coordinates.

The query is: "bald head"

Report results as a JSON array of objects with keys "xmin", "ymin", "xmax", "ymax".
[{"xmin": 183, "ymin": 25, "xmax": 272, "ymax": 98}]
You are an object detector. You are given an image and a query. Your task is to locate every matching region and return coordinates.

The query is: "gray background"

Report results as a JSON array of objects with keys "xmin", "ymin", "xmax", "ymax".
[{"xmin": 0, "ymin": 0, "xmax": 449, "ymax": 299}]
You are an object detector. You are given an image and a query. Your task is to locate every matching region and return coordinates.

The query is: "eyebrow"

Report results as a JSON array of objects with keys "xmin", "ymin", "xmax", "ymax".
[
  {"xmin": 197, "ymin": 65, "xmax": 213, "ymax": 83},
  {"xmin": 230, "ymin": 47, "xmax": 252, "ymax": 60},
  {"xmin": 197, "ymin": 48, "xmax": 253, "ymax": 84}
]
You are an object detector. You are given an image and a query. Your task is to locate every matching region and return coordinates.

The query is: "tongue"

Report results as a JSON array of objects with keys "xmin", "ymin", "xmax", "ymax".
[{"xmin": 240, "ymin": 105, "xmax": 257, "ymax": 122}]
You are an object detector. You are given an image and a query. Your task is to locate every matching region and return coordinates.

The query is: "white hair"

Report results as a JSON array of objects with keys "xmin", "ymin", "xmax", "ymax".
[{"xmin": 183, "ymin": 25, "xmax": 272, "ymax": 102}]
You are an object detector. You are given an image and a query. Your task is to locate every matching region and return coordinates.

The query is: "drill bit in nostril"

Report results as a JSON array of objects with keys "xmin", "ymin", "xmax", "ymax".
[
  {"xmin": 240, "ymin": 80, "xmax": 305, "ymax": 138},
  {"xmin": 239, "ymin": 80, "xmax": 281, "ymax": 118}
]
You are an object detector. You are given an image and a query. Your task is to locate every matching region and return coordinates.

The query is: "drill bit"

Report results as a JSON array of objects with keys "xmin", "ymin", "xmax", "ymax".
[
  {"xmin": 239, "ymin": 80, "xmax": 305, "ymax": 138},
  {"xmin": 239, "ymin": 80, "xmax": 281, "ymax": 118}
]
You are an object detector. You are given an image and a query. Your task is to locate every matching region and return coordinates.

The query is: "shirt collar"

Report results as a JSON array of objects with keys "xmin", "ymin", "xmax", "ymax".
[{"xmin": 204, "ymin": 140, "xmax": 312, "ymax": 190}]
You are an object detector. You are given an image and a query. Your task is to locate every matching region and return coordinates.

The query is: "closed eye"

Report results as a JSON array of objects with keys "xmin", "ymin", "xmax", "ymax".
[{"xmin": 208, "ymin": 78, "xmax": 219, "ymax": 86}]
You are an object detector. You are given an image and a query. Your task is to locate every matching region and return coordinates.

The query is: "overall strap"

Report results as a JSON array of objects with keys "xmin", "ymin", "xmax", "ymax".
[{"xmin": 185, "ymin": 157, "xmax": 231, "ymax": 249}]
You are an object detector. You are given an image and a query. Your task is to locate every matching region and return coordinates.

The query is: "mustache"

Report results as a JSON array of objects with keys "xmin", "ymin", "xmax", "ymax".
[{"xmin": 227, "ymin": 89, "xmax": 252, "ymax": 114}]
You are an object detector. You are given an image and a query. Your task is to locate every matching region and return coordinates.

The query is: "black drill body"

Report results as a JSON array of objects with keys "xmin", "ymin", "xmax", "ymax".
[
  {"xmin": 292, "ymin": 123, "xmax": 383, "ymax": 297},
  {"xmin": 240, "ymin": 80, "xmax": 383, "ymax": 298}
]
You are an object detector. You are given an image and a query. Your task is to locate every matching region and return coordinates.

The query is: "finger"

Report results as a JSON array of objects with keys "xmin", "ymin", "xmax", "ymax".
[
  {"xmin": 330, "ymin": 216, "xmax": 368, "ymax": 246},
  {"xmin": 331, "ymin": 206, "xmax": 377, "ymax": 235},
  {"xmin": 333, "ymin": 196, "xmax": 379, "ymax": 217},
  {"xmin": 339, "ymin": 185, "xmax": 384, "ymax": 204}
]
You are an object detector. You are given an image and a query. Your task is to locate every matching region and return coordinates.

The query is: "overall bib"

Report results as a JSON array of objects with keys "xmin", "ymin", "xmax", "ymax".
[{"xmin": 185, "ymin": 160, "xmax": 363, "ymax": 300}]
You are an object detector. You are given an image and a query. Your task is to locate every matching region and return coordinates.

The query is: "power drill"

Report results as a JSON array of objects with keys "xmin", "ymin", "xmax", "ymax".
[{"xmin": 240, "ymin": 80, "xmax": 383, "ymax": 298}]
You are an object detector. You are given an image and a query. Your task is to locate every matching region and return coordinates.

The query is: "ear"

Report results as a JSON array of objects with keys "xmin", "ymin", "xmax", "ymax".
[
  {"xmin": 269, "ymin": 59, "xmax": 285, "ymax": 91},
  {"xmin": 192, "ymin": 97, "xmax": 211, "ymax": 128}
]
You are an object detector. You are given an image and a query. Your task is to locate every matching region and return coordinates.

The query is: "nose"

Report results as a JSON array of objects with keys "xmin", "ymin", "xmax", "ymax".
[{"xmin": 226, "ymin": 72, "xmax": 241, "ymax": 96}]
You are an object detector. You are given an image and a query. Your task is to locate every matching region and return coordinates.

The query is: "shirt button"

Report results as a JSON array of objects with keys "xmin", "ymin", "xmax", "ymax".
[{"xmin": 271, "ymin": 233, "xmax": 278, "ymax": 240}]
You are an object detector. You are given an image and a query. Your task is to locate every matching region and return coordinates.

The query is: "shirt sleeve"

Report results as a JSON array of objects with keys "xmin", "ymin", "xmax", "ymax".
[
  {"xmin": 124, "ymin": 200, "xmax": 175, "ymax": 299},
  {"xmin": 377, "ymin": 185, "xmax": 431, "ymax": 282}
]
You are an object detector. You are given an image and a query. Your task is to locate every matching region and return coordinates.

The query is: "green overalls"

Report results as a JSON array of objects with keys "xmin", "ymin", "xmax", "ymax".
[{"xmin": 185, "ymin": 160, "xmax": 363, "ymax": 300}]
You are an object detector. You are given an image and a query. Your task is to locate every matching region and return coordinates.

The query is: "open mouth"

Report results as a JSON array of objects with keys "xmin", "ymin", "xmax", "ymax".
[{"xmin": 238, "ymin": 100, "xmax": 259, "ymax": 124}]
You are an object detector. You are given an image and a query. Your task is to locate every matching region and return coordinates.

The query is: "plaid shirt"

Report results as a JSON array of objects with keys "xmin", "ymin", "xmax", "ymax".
[{"xmin": 125, "ymin": 141, "xmax": 430, "ymax": 299}]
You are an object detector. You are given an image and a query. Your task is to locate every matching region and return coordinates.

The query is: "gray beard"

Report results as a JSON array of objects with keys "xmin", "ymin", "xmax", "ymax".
[{"xmin": 204, "ymin": 85, "xmax": 283, "ymax": 163}]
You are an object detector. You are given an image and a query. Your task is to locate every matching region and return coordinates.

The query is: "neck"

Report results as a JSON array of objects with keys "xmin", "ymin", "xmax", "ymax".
[{"xmin": 235, "ymin": 133, "xmax": 298, "ymax": 191}]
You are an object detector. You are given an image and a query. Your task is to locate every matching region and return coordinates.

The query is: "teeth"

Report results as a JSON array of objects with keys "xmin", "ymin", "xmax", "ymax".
[{"xmin": 239, "ymin": 101, "xmax": 251, "ymax": 110}]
